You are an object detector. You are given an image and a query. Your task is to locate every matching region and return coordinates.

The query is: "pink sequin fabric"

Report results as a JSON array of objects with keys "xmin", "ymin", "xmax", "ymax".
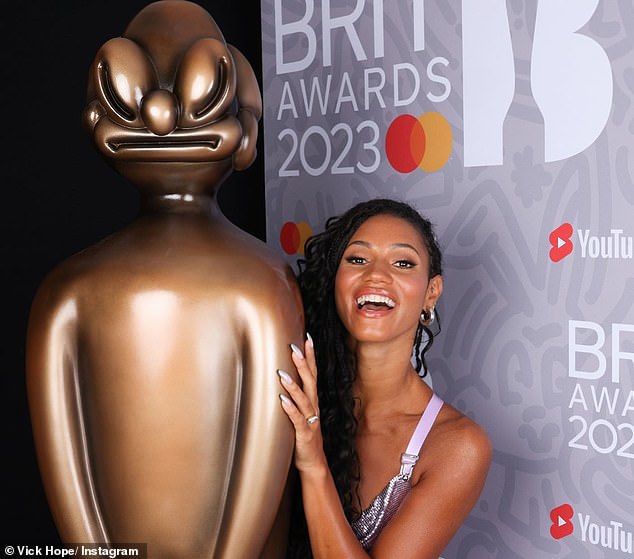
[
  {"xmin": 351, "ymin": 473, "xmax": 413, "ymax": 549},
  {"xmin": 350, "ymin": 394, "xmax": 444, "ymax": 550}
]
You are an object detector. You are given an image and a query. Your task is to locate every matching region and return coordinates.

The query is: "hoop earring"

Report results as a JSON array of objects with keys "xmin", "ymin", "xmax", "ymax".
[{"xmin": 420, "ymin": 307, "xmax": 435, "ymax": 326}]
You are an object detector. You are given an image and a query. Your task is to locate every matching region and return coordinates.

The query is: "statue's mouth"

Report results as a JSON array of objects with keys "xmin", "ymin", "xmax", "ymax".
[
  {"xmin": 105, "ymin": 136, "xmax": 223, "ymax": 160},
  {"xmin": 92, "ymin": 117, "xmax": 241, "ymax": 162}
]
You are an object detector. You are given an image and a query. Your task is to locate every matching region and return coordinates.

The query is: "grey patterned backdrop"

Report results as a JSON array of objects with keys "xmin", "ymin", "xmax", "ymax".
[{"xmin": 260, "ymin": 1, "xmax": 634, "ymax": 557}]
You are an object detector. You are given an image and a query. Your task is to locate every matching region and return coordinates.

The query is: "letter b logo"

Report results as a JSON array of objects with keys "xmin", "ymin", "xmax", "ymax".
[{"xmin": 462, "ymin": 1, "xmax": 612, "ymax": 166}]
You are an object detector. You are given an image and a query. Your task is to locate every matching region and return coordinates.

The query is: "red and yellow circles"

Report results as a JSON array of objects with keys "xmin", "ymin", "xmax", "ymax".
[
  {"xmin": 280, "ymin": 221, "xmax": 313, "ymax": 255},
  {"xmin": 385, "ymin": 112, "xmax": 452, "ymax": 173}
]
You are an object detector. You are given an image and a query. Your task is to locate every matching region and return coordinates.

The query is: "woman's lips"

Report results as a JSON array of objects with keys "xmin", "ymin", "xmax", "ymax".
[{"xmin": 355, "ymin": 293, "xmax": 396, "ymax": 309}]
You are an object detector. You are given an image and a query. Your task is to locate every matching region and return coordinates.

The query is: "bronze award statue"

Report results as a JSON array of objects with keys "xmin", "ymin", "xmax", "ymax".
[{"xmin": 25, "ymin": 2, "xmax": 303, "ymax": 557}]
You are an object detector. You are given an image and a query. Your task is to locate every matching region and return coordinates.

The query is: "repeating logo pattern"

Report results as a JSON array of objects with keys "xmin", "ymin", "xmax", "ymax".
[
  {"xmin": 550, "ymin": 504, "xmax": 575, "ymax": 540},
  {"xmin": 385, "ymin": 112, "xmax": 452, "ymax": 173},
  {"xmin": 549, "ymin": 223, "xmax": 574, "ymax": 262},
  {"xmin": 280, "ymin": 221, "xmax": 313, "ymax": 255},
  {"xmin": 261, "ymin": 2, "xmax": 634, "ymax": 557}
]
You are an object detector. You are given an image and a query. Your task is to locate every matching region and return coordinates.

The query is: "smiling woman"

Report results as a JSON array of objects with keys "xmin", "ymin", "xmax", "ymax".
[
  {"xmin": 334, "ymin": 213, "xmax": 441, "ymax": 350},
  {"xmin": 277, "ymin": 198, "xmax": 493, "ymax": 559}
]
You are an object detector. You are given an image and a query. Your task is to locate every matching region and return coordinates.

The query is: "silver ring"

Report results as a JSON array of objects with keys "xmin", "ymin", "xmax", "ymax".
[{"xmin": 306, "ymin": 415, "xmax": 320, "ymax": 425}]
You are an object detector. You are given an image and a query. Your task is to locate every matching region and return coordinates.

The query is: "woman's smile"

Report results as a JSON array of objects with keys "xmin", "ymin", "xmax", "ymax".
[{"xmin": 335, "ymin": 214, "xmax": 431, "ymax": 344}]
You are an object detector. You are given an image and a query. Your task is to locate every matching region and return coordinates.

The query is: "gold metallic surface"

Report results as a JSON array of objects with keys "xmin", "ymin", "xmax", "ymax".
[{"xmin": 25, "ymin": 2, "xmax": 302, "ymax": 557}]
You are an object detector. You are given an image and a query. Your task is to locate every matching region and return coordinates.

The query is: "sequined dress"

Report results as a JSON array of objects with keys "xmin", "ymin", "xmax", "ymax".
[{"xmin": 350, "ymin": 393, "xmax": 444, "ymax": 550}]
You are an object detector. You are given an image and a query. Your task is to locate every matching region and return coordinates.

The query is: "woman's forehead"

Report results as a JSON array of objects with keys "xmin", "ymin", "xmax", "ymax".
[{"xmin": 351, "ymin": 214, "xmax": 425, "ymax": 245}]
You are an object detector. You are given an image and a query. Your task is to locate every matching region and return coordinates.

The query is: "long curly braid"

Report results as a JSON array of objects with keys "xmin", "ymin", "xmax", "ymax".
[{"xmin": 286, "ymin": 198, "xmax": 443, "ymax": 558}]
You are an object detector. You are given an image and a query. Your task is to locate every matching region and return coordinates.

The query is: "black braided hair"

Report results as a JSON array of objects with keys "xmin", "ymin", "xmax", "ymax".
[{"xmin": 285, "ymin": 198, "xmax": 443, "ymax": 558}]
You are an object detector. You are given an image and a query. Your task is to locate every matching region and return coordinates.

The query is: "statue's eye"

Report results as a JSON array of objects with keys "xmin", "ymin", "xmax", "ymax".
[
  {"xmin": 175, "ymin": 38, "xmax": 237, "ymax": 127},
  {"xmin": 93, "ymin": 38, "xmax": 158, "ymax": 127}
]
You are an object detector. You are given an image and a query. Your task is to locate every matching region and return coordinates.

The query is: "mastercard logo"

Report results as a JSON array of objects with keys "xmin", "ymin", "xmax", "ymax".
[
  {"xmin": 280, "ymin": 221, "xmax": 313, "ymax": 255},
  {"xmin": 386, "ymin": 112, "xmax": 452, "ymax": 173}
]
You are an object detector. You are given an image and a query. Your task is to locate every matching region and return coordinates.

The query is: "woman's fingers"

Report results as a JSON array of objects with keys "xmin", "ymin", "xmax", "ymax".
[
  {"xmin": 279, "ymin": 382, "xmax": 323, "ymax": 473},
  {"xmin": 304, "ymin": 332, "xmax": 317, "ymax": 380},
  {"xmin": 277, "ymin": 333, "xmax": 320, "ymax": 430},
  {"xmin": 278, "ymin": 392, "xmax": 305, "ymax": 428},
  {"xmin": 277, "ymin": 368, "xmax": 316, "ymax": 422},
  {"xmin": 277, "ymin": 334, "xmax": 325, "ymax": 471},
  {"xmin": 290, "ymin": 335, "xmax": 318, "ymax": 408}
]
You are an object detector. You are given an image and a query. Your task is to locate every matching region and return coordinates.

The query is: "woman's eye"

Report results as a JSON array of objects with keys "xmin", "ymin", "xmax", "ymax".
[
  {"xmin": 395, "ymin": 260, "xmax": 416, "ymax": 269},
  {"xmin": 345, "ymin": 255, "xmax": 366, "ymax": 265}
]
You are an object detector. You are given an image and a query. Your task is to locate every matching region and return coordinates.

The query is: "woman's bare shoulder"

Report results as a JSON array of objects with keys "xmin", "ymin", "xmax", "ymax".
[
  {"xmin": 427, "ymin": 400, "xmax": 493, "ymax": 477},
  {"xmin": 373, "ymin": 399, "xmax": 492, "ymax": 557}
]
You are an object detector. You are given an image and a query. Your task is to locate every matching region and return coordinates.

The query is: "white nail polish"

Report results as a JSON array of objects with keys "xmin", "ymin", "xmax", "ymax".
[
  {"xmin": 277, "ymin": 369, "xmax": 293, "ymax": 384},
  {"xmin": 279, "ymin": 393, "xmax": 291, "ymax": 406},
  {"xmin": 290, "ymin": 343, "xmax": 304, "ymax": 359},
  {"xmin": 306, "ymin": 332, "xmax": 314, "ymax": 348}
]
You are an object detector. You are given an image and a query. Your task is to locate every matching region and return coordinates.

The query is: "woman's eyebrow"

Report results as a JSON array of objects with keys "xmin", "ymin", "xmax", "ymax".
[
  {"xmin": 347, "ymin": 240, "xmax": 370, "ymax": 248},
  {"xmin": 391, "ymin": 242, "xmax": 420, "ymax": 255},
  {"xmin": 347, "ymin": 240, "xmax": 420, "ymax": 255}
]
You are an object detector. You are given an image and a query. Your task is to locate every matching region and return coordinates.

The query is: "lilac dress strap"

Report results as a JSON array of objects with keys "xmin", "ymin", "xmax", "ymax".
[{"xmin": 350, "ymin": 393, "xmax": 444, "ymax": 549}]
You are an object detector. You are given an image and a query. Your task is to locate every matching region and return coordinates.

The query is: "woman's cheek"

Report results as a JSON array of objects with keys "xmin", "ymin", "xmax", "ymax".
[{"xmin": 334, "ymin": 271, "xmax": 354, "ymax": 328}]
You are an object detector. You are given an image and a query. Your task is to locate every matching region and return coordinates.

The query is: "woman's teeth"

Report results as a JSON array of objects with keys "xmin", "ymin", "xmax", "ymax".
[{"xmin": 356, "ymin": 294, "xmax": 396, "ymax": 309}]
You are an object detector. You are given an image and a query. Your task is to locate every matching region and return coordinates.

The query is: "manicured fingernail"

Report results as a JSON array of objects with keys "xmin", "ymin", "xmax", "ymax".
[
  {"xmin": 306, "ymin": 332, "xmax": 314, "ymax": 348},
  {"xmin": 277, "ymin": 369, "xmax": 293, "ymax": 384},
  {"xmin": 279, "ymin": 393, "xmax": 292, "ymax": 407},
  {"xmin": 290, "ymin": 343, "xmax": 304, "ymax": 359}
]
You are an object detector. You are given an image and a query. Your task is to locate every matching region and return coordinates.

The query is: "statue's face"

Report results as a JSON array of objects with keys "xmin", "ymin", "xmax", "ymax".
[{"xmin": 83, "ymin": 0, "xmax": 261, "ymax": 194}]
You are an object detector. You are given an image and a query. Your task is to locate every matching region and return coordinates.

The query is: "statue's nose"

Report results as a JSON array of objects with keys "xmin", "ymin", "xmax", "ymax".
[{"xmin": 141, "ymin": 89, "xmax": 178, "ymax": 136}]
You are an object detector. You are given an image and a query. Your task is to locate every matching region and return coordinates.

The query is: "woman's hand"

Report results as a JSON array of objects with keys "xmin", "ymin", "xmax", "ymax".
[{"xmin": 278, "ymin": 333, "xmax": 327, "ymax": 473}]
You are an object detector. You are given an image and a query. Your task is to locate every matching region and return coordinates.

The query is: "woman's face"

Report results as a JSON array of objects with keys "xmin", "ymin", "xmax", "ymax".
[{"xmin": 334, "ymin": 213, "xmax": 442, "ymax": 347}]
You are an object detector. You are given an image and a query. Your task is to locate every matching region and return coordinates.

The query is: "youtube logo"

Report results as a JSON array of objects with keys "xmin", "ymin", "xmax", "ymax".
[
  {"xmin": 549, "ymin": 223, "xmax": 574, "ymax": 262},
  {"xmin": 550, "ymin": 504, "xmax": 574, "ymax": 539}
]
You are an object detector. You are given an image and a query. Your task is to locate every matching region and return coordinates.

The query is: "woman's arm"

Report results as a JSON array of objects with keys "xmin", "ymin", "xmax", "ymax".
[
  {"xmin": 370, "ymin": 411, "xmax": 492, "ymax": 559},
  {"xmin": 278, "ymin": 336, "xmax": 370, "ymax": 558},
  {"xmin": 278, "ymin": 336, "xmax": 493, "ymax": 559}
]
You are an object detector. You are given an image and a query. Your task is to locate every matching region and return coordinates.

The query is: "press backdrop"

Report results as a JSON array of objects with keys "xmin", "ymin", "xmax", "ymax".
[{"xmin": 260, "ymin": 2, "xmax": 634, "ymax": 558}]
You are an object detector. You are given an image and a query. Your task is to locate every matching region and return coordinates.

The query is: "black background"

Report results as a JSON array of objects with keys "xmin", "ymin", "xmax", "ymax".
[{"xmin": 2, "ymin": 1, "xmax": 265, "ymax": 543}]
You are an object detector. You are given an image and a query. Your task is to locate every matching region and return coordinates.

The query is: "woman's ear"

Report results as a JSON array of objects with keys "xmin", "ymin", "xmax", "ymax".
[{"xmin": 424, "ymin": 275, "xmax": 443, "ymax": 309}]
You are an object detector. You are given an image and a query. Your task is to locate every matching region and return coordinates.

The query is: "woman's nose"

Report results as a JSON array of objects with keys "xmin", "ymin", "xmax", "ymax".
[{"xmin": 364, "ymin": 260, "xmax": 392, "ymax": 282}]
